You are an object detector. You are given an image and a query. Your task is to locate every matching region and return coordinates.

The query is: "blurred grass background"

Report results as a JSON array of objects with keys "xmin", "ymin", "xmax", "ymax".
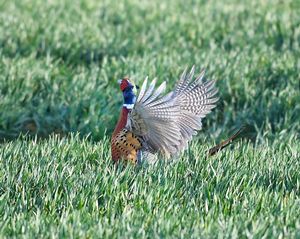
[
  {"xmin": 0, "ymin": 0, "xmax": 300, "ymax": 238},
  {"xmin": 0, "ymin": 0, "xmax": 299, "ymax": 141}
]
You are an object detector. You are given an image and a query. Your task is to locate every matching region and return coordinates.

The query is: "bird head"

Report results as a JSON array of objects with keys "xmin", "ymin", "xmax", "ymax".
[{"xmin": 118, "ymin": 77, "xmax": 138, "ymax": 107}]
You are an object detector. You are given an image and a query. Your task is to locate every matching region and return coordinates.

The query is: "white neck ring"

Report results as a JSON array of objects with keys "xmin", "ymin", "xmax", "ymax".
[{"xmin": 123, "ymin": 104, "xmax": 134, "ymax": 109}]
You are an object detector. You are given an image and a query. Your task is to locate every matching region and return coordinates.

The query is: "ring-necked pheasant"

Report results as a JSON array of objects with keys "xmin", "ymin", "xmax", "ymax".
[{"xmin": 111, "ymin": 66, "xmax": 219, "ymax": 164}]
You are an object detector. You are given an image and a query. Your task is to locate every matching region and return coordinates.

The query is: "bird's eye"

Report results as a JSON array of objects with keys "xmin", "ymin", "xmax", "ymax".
[{"xmin": 136, "ymin": 85, "xmax": 140, "ymax": 90}]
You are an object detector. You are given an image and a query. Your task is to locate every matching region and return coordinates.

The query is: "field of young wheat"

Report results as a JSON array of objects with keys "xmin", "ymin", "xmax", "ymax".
[{"xmin": 0, "ymin": 0, "xmax": 299, "ymax": 237}]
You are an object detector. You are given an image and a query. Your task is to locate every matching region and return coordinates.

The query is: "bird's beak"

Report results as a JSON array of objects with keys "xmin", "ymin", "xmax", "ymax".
[{"xmin": 117, "ymin": 79, "xmax": 122, "ymax": 84}]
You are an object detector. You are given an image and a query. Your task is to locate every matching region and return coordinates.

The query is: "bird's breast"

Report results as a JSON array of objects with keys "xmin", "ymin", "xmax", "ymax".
[
  {"xmin": 111, "ymin": 128, "xmax": 142, "ymax": 163},
  {"xmin": 111, "ymin": 107, "xmax": 142, "ymax": 163}
]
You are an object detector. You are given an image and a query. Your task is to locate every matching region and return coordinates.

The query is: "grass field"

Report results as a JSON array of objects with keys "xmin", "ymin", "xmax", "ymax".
[{"xmin": 0, "ymin": 0, "xmax": 300, "ymax": 238}]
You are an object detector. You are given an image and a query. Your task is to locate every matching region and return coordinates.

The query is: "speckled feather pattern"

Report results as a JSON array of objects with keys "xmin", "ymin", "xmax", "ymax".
[{"xmin": 111, "ymin": 128, "xmax": 142, "ymax": 163}]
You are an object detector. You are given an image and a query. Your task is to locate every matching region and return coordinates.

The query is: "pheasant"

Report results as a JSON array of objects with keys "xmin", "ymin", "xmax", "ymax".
[{"xmin": 111, "ymin": 66, "xmax": 219, "ymax": 164}]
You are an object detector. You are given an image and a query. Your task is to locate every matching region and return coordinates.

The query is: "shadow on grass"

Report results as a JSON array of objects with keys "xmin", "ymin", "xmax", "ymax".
[
  {"xmin": 0, "ymin": 101, "xmax": 118, "ymax": 143},
  {"xmin": 0, "ymin": 38, "xmax": 130, "ymax": 67},
  {"xmin": 0, "ymin": 118, "xmax": 67, "ymax": 143}
]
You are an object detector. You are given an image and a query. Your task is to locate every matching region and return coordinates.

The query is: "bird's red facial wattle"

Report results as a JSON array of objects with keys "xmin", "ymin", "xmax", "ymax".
[
  {"xmin": 118, "ymin": 77, "xmax": 137, "ymax": 106},
  {"xmin": 119, "ymin": 78, "xmax": 131, "ymax": 91}
]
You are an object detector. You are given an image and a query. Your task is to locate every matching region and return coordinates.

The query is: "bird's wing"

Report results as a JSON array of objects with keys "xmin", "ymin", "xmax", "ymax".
[
  {"xmin": 172, "ymin": 66, "xmax": 219, "ymax": 151},
  {"xmin": 129, "ymin": 67, "xmax": 218, "ymax": 157},
  {"xmin": 129, "ymin": 77, "xmax": 182, "ymax": 157}
]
